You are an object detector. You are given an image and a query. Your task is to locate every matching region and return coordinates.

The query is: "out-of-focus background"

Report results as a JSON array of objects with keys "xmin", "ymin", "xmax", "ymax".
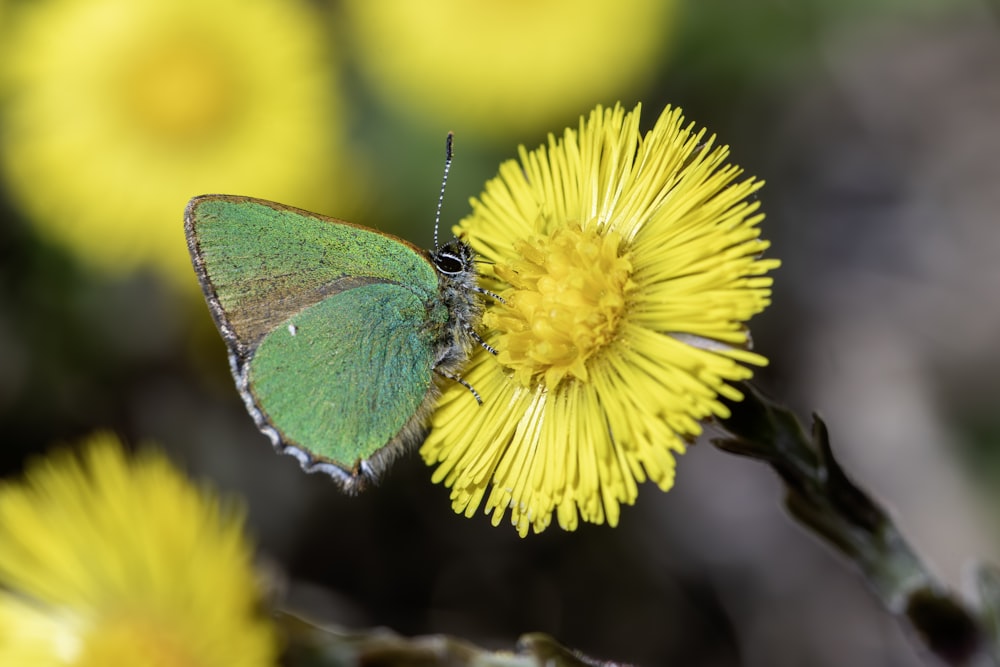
[{"xmin": 1, "ymin": 0, "xmax": 998, "ymax": 664}]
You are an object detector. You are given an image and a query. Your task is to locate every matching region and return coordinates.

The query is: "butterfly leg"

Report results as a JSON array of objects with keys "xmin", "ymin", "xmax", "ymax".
[
  {"xmin": 466, "ymin": 326, "xmax": 497, "ymax": 356},
  {"xmin": 435, "ymin": 368, "xmax": 483, "ymax": 405},
  {"xmin": 473, "ymin": 285, "xmax": 505, "ymax": 304}
]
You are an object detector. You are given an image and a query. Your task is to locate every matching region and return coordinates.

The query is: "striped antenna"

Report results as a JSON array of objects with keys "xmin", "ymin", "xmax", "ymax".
[{"xmin": 434, "ymin": 132, "xmax": 454, "ymax": 250}]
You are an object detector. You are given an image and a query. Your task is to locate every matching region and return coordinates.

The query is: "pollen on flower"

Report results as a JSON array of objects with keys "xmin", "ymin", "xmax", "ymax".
[
  {"xmin": 486, "ymin": 226, "xmax": 635, "ymax": 389},
  {"xmin": 77, "ymin": 615, "xmax": 194, "ymax": 667}
]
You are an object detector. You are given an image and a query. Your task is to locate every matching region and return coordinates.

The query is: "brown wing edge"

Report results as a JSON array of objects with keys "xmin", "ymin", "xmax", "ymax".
[{"xmin": 184, "ymin": 195, "xmax": 250, "ymax": 359}]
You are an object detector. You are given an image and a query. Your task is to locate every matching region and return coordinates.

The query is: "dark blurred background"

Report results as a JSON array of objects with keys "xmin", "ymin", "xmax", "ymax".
[{"xmin": 1, "ymin": 0, "xmax": 998, "ymax": 664}]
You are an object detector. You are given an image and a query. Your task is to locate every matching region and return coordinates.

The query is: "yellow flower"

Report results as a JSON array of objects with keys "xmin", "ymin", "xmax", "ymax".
[
  {"xmin": 0, "ymin": 0, "xmax": 351, "ymax": 286},
  {"xmin": 341, "ymin": 0, "xmax": 677, "ymax": 139},
  {"xmin": 0, "ymin": 433, "xmax": 278, "ymax": 666},
  {"xmin": 421, "ymin": 103, "xmax": 780, "ymax": 536}
]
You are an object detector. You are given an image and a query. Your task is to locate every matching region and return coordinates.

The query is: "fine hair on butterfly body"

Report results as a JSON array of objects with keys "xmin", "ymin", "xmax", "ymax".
[{"xmin": 185, "ymin": 134, "xmax": 492, "ymax": 493}]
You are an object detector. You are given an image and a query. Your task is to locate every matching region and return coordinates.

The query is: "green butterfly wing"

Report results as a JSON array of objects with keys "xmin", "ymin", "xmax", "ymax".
[
  {"xmin": 185, "ymin": 195, "xmax": 449, "ymax": 489},
  {"xmin": 186, "ymin": 195, "xmax": 440, "ymax": 354},
  {"xmin": 246, "ymin": 282, "xmax": 440, "ymax": 483}
]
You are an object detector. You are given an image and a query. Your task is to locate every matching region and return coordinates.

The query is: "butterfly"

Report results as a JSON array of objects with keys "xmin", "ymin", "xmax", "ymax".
[{"xmin": 184, "ymin": 135, "xmax": 496, "ymax": 491}]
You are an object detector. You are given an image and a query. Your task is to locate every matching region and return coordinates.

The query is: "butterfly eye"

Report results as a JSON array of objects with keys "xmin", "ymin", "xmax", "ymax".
[{"xmin": 433, "ymin": 251, "xmax": 466, "ymax": 276}]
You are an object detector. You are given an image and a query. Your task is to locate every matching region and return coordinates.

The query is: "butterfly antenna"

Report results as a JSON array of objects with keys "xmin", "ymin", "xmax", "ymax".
[{"xmin": 434, "ymin": 132, "xmax": 454, "ymax": 251}]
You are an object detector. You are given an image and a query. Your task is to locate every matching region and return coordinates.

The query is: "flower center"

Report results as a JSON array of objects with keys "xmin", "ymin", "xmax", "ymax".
[
  {"xmin": 122, "ymin": 40, "xmax": 236, "ymax": 141},
  {"xmin": 486, "ymin": 225, "xmax": 635, "ymax": 389},
  {"xmin": 76, "ymin": 613, "xmax": 200, "ymax": 667}
]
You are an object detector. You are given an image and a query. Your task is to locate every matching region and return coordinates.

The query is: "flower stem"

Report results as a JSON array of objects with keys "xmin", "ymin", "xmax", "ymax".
[{"xmin": 713, "ymin": 384, "xmax": 999, "ymax": 666}]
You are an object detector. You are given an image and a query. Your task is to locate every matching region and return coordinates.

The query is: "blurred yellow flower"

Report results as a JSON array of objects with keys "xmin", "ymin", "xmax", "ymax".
[
  {"xmin": 422, "ymin": 103, "xmax": 780, "ymax": 536},
  {"xmin": 341, "ymin": 0, "xmax": 676, "ymax": 139},
  {"xmin": 0, "ymin": 433, "xmax": 278, "ymax": 666},
  {"xmin": 0, "ymin": 0, "xmax": 350, "ymax": 286}
]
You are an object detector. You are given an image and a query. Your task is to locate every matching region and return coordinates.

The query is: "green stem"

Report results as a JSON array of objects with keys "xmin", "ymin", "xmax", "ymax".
[{"xmin": 712, "ymin": 383, "xmax": 998, "ymax": 666}]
